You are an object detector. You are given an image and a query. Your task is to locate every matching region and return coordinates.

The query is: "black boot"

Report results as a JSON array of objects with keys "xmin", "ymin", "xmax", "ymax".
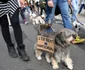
[
  {"xmin": 7, "ymin": 43, "xmax": 18, "ymax": 58},
  {"xmin": 17, "ymin": 44, "xmax": 30, "ymax": 61}
]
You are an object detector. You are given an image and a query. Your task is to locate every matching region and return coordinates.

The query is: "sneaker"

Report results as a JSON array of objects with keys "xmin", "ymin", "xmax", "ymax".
[
  {"xmin": 78, "ymin": 13, "xmax": 80, "ymax": 16},
  {"xmin": 24, "ymin": 19, "xmax": 28, "ymax": 25},
  {"xmin": 24, "ymin": 21, "xmax": 28, "ymax": 25}
]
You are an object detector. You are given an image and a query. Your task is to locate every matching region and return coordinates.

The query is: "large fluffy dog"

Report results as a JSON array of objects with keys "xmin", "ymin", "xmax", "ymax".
[
  {"xmin": 34, "ymin": 24, "xmax": 77, "ymax": 70},
  {"xmin": 54, "ymin": 28, "xmax": 77, "ymax": 70}
]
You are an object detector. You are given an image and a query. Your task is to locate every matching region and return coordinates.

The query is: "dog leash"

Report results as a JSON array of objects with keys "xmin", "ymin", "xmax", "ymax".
[
  {"xmin": 69, "ymin": 4, "xmax": 85, "ymax": 44},
  {"xmin": 69, "ymin": 4, "xmax": 84, "ymax": 26}
]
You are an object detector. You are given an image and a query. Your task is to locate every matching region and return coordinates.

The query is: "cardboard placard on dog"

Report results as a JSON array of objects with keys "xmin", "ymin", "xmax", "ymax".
[{"xmin": 37, "ymin": 35, "xmax": 55, "ymax": 53}]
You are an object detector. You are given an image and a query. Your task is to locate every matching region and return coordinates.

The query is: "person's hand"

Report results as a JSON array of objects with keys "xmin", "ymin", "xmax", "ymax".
[
  {"xmin": 20, "ymin": 0, "xmax": 25, "ymax": 8},
  {"xmin": 47, "ymin": 0, "xmax": 54, "ymax": 7},
  {"xmin": 68, "ymin": 0, "xmax": 72, "ymax": 5}
]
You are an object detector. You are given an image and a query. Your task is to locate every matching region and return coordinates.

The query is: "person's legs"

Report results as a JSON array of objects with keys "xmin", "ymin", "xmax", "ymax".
[
  {"xmin": 71, "ymin": 0, "xmax": 78, "ymax": 21},
  {"xmin": 40, "ymin": 7, "xmax": 43, "ymax": 15},
  {"xmin": 45, "ymin": 1, "xmax": 57, "ymax": 24},
  {"xmin": 21, "ymin": 8, "xmax": 26, "ymax": 20},
  {"xmin": 10, "ymin": 9, "xmax": 30, "ymax": 61},
  {"xmin": 11, "ymin": 9, "xmax": 23, "ymax": 46},
  {"xmin": 58, "ymin": 1, "xmax": 72, "ymax": 30},
  {"xmin": 78, "ymin": 4, "xmax": 84, "ymax": 14},
  {"xmin": 0, "ymin": 15, "xmax": 12, "ymax": 45},
  {"xmin": 20, "ymin": 8, "xmax": 27, "ymax": 24},
  {"xmin": 25, "ymin": 6, "xmax": 32, "ymax": 14},
  {"xmin": 0, "ymin": 15, "xmax": 18, "ymax": 58}
]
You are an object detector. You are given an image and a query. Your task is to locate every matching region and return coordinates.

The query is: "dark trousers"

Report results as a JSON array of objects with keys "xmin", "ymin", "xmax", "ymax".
[
  {"xmin": 0, "ymin": 9, "xmax": 23, "ymax": 46},
  {"xmin": 40, "ymin": 7, "xmax": 46, "ymax": 15},
  {"xmin": 78, "ymin": 4, "xmax": 85, "ymax": 14}
]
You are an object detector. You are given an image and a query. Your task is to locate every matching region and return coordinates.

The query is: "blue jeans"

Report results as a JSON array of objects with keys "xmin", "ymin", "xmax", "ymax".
[
  {"xmin": 20, "ymin": 6, "xmax": 31, "ymax": 20},
  {"xmin": 45, "ymin": 0, "xmax": 72, "ymax": 29},
  {"xmin": 24, "ymin": 6, "xmax": 31, "ymax": 14},
  {"xmin": 71, "ymin": 0, "xmax": 78, "ymax": 21}
]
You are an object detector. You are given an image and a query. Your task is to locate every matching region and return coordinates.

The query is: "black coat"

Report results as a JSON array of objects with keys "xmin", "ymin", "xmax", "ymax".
[{"xmin": 0, "ymin": 0, "xmax": 9, "ymax": 3}]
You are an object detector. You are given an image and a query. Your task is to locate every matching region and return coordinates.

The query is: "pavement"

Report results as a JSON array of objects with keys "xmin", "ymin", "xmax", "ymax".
[{"xmin": 0, "ymin": 11, "xmax": 85, "ymax": 70}]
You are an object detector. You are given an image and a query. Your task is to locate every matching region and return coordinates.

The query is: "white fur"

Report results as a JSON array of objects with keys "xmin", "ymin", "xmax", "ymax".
[{"xmin": 30, "ymin": 13, "xmax": 45, "ymax": 25}]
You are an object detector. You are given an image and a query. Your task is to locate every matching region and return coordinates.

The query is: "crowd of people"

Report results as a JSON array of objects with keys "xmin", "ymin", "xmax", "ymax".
[
  {"xmin": 18, "ymin": 0, "xmax": 85, "ymax": 27},
  {"xmin": 0, "ymin": 0, "xmax": 85, "ymax": 62}
]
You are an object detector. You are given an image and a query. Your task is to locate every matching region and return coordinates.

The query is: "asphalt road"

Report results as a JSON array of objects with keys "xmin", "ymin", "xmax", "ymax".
[{"xmin": 0, "ymin": 11, "xmax": 85, "ymax": 70}]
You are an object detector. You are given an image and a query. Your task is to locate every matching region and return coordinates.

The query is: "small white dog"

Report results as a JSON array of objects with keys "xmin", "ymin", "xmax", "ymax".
[{"xmin": 29, "ymin": 11, "xmax": 45, "ymax": 25}]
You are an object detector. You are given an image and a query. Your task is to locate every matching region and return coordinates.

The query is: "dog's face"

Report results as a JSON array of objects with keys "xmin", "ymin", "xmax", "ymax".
[{"xmin": 55, "ymin": 28, "xmax": 77, "ymax": 48}]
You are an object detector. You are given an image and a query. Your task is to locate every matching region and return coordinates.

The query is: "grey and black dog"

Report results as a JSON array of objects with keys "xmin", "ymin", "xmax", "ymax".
[
  {"xmin": 54, "ymin": 28, "xmax": 77, "ymax": 70},
  {"xmin": 34, "ymin": 24, "xmax": 77, "ymax": 70}
]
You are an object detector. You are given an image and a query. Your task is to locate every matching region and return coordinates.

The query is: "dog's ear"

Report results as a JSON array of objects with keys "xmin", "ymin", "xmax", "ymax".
[
  {"xmin": 64, "ymin": 28, "xmax": 78, "ymax": 38},
  {"xmin": 55, "ymin": 32, "xmax": 66, "ymax": 47}
]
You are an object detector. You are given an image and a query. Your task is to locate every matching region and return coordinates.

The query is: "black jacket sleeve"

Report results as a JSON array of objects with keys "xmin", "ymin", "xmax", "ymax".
[{"xmin": 0, "ymin": 0, "xmax": 9, "ymax": 3}]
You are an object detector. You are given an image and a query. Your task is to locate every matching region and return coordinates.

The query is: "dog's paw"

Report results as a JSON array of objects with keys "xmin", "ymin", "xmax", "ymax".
[
  {"xmin": 46, "ymin": 58, "xmax": 51, "ymax": 63},
  {"xmin": 65, "ymin": 58, "xmax": 73, "ymax": 70},
  {"xmin": 37, "ymin": 56, "xmax": 42, "ymax": 60},
  {"xmin": 67, "ymin": 64, "xmax": 73, "ymax": 70},
  {"xmin": 53, "ymin": 64, "xmax": 59, "ymax": 70}
]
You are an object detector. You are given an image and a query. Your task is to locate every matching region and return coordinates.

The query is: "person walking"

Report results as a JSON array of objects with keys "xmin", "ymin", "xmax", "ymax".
[
  {"xmin": 0, "ymin": 0, "xmax": 30, "ymax": 61},
  {"xmin": 45, "ymin": 0, "xmax": 72, "ymax": 30},
  {"xmin": 40, "ymin": 0, "xmax": 46, "ymax": 15},
  {"xmin": 78, "ymin": 0, "xmax": 85, "ymax": 16},
  {"xmin": 19, "ymin": 0, "xmax": 32, "ymax": 25},
  {"xmin": 71, "ymin": 0, "xmax": 79, "ymax": 22}
]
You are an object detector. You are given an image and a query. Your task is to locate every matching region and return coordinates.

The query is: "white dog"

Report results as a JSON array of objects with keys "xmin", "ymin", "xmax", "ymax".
[{"xmin": 29, "ymin": 11, "xmax": 45, "ymax": 25}]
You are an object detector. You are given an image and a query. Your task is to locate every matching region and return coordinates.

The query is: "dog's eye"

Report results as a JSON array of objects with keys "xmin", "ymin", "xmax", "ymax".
[{"xmin": 72, "ymin": 34, "xmax": 76, "ymax": 38}]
